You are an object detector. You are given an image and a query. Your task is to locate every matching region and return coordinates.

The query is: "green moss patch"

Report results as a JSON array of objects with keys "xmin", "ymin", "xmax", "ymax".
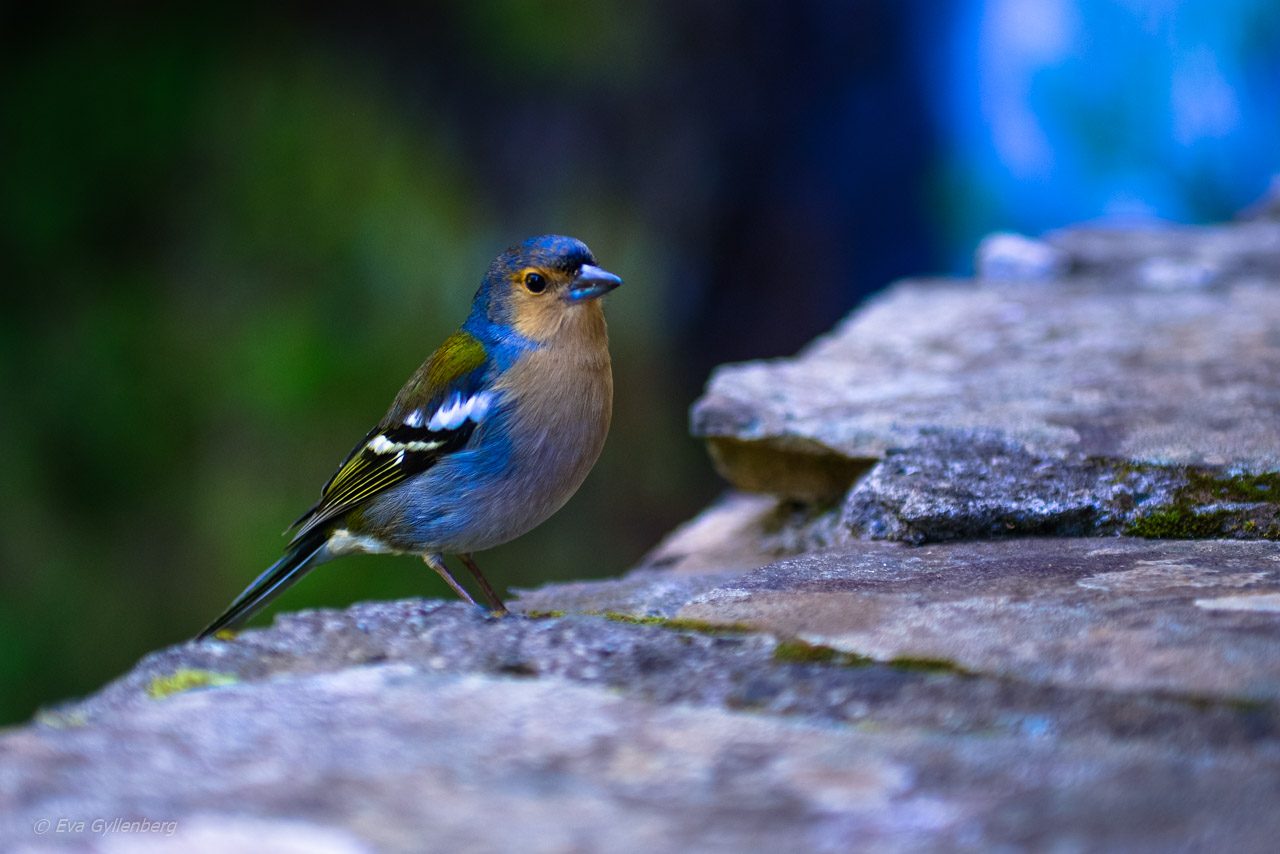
[
  {"xmin": 1126, "ymin": 507, "xmax": 1240, "ymax": 538},
  {"xmin": 661, "ymin": 617, "xmax": 758, "ymax": 634},
  {"xmin": 1186, "ymin": 470, "xmax": 1280, "ymax": 502},
  {"xmin": 600, "ymin": 611, "xmax": 667, "ymax": 626},
  {"xmin": 597, "ymin": 611, "xmax": 757, "ymax": 635},
  {"xmin": 1126, "ymin": 468, "xmax": 1280, "ymax": 540},
  {"xmin": 887, "ymin": 656, "xmax": 975, "ymax": 676},
  {"xmin": 772, "ymin": 639, "xmax": 972, "ymax": 674},
  {"xmin": 773, "ymin": 639, "xmax": 873, "ymax": 667},
  {"xmin": 146, "ymin": 668, "xmax": 238, "ymax": 700}
]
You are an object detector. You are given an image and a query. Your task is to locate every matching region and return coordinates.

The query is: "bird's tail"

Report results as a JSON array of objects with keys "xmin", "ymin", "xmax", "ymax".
[{"xmin": 198, "ymin": 533, "xmax": 329, "ymax": 639}]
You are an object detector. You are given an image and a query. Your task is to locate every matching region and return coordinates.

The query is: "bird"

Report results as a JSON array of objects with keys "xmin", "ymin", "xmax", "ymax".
[{"xmin": 198, "ymin": 235, "xmax": 621, "ymax": 639}]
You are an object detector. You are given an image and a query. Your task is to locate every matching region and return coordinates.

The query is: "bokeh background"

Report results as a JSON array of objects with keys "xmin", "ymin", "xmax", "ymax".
[{"xmin": 3, "ymin": 1, "xmax": 1278, "ymax": 725}]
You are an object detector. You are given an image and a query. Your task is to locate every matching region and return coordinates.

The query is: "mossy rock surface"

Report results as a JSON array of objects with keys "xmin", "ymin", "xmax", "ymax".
[
  {"xmin": 692, "ymin": 219, "xmax": 1280, "ymax": 545},
  {"xmin": 9, "ymin": 535, "xmax": 1280, "ymax": 853}
]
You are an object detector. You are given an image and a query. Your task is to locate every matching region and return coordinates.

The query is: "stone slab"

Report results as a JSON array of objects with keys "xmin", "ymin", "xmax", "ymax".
[
  {"xmin": 33, "ymin": 589, "xmax": 1272, "ymax": 751},
  {"xmin": 4, "ymin": 661, "xmax": 1279, "ymax": 853},
  {"xmin": 690, "ymin": 218, "xmax": 1280, "ymax": 542},
  {"xmin": 527, "ymin": 538, "xmax": 1280, "ymax": 702},
  {"xmin": 5, "ymin": 535, "xmax": 1280, "ymax": 851},
  {"xmin": 693, "ymin": 275, "xmax": 1280, "ymax": 472}
]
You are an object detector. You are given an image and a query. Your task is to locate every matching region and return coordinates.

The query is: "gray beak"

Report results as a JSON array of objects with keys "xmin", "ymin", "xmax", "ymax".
[{"xmin": 565, "ymin": 264, "xmax": 623, "ymax": 302}]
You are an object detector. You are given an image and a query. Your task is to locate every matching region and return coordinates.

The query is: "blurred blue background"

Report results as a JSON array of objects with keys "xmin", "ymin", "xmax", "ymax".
[{"xmin": 2, "ymin": 1, "xmax": 1278, "ymax": 725}]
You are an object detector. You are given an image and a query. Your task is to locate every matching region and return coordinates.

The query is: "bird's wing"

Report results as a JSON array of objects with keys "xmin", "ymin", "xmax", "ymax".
[{"xmin": 288, "ymin": 330, "xmax": 492, "ymax": 543}]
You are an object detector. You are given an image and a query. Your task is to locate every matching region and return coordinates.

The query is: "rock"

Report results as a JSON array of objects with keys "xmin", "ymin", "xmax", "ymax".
[
  {"xmin": 6, "ymin": 536, "xmax": 1280, "ymax": 851},
  {"xmin": 975, "ymin": 231, "xmax": 1068, "ymax": 280},
  {"xmin": 694, "ymin": 277, "xmax": 1280, "ymax": 472},
  {"xmin": 1045, "ymin": 220, "xmax": 1280, "ymax": 285},
  {"xmin": 7, "ymin": 664, "xmax": 1278, "ymax": 853},
  {"xmin": 840, "ymin": 431, "xmax": 1280, "ymax": 544},
  {"xmin": 526, "ymin": 538, "xmax": 1280, "ymax": 703},
  {"xmin": 679, "ymin": 539, "xmax": 1280, "ymax": 701},
  {"xmin": 704, "ymin": 437, "xmax": 874, "ymax": 502},
  {"xmin": 1240, "ymin": 175, "xmax": 1280, "ymax": 221},
  {"xmin": 691, "ymin": 216, "xmax": 1280, "ymax": 543}
]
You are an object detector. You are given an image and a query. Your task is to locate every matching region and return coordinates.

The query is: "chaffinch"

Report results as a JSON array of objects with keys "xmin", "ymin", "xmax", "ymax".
[{"xmin": 199, "ymin": 235, "xmax": 622, "ymax": 638}]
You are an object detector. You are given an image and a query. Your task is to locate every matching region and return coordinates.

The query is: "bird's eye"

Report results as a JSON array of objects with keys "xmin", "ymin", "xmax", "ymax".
[{"xmin": 523, "ymin": 272, "xmax": 547, "ymax": 294}]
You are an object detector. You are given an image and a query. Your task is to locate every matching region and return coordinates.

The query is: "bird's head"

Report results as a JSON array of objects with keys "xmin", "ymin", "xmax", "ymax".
[{"xmin": 471, "ymin": 235, "xmax": 622, "ymax": 343}]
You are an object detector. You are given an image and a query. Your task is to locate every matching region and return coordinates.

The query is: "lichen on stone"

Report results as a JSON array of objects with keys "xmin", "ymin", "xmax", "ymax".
[
  {"xmin": 1125, "ymin": 468, "xmax": 1280, "ymax": 540},
  {"xmin": 598, "ymin": 611, "xmax": 757, "ymax": 635},
  {"xmin": 772, "ymin": 639, "xmax": 872, "ymax": 667},
  {"xmin": 146, "ymin": 669, "xmax": 239, "ymax": 700},
  {"xmin": 887, "ymin": 657, "xmax": 975, "ymax": 676},
  {"xmin": 34, "ymin": 707, "xmax": 89, "ymax": 729}
]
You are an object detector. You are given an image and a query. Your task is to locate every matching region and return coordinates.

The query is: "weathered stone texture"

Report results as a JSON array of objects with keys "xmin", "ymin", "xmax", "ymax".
[
  {"xmin": 691, "ymin": 217, "xmax": 1280, "ymax": 545},
  {"xmin": 7, "ymin": 664, "xmax": 1278, "ymax": 854},
  {"xmin": 7, "ymin": 537, "xmax": 1280, "ymax": 853},
  {"xmin": 523, "ymin": 538, "xmax": 1280, "ymax": 702}
]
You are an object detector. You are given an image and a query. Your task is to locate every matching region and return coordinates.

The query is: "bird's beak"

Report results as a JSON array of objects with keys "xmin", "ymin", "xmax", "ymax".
[{"xmin": 565, "ymin": 264, "xmax": 623, "ymax": 302}]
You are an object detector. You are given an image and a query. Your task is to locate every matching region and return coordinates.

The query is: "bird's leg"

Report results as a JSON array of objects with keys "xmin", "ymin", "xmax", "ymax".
[
  {"xmin": 422, "ymin": 553, "xmax": 477, "ymax": 606},
  {"xmin": 459, "ymin": 553, "xmax": 508, "ymax": 615}
]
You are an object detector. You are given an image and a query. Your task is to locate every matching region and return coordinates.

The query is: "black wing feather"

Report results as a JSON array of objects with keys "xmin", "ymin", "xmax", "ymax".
[{"xmin": 289, "ymin": 420, "xmax": 476, "ymax": 543}]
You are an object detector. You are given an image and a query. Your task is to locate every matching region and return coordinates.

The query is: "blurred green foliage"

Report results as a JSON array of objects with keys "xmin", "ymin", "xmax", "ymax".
[{"xmin": 0, "ymin": 10, "xmax": 715, "ymax": 724}]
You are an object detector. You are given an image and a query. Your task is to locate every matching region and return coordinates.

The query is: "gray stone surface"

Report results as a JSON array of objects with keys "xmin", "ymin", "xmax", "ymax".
[
  {"xmin": 691, "ymin": 215, "xmax": 1280, "ymax": 543},
  {"xmin": 975, "ymin": 231, "xmax": 1068, "ymax": 280},
  {"xmin": 6, "ymin": 537, "xmax": 1280, "ymax": 853},
  {"xmin": 1045, "ymin": 220, "xmax": 1280, "ymax": 285},
  {"xmin": 694, "ymin": 275, "xmax": 1280, "ymax": 471},
  {"xmin": 7, "ymin": 663, "xmax": 1279, "ymax": 854},
  {"xmin": 840, "ymin": 431, "xmax": 1280, "ymax": 544},
  {"xmin": 524, "ymin": 538, "xmax": 1280, "ymax": 702}
]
